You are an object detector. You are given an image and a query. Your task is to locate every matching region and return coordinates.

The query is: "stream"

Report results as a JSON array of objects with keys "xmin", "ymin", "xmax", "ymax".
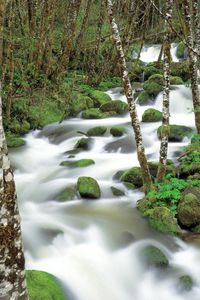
[{"xmin": 9, "ymin": 45, "xmax": 200, "ymax": 300}]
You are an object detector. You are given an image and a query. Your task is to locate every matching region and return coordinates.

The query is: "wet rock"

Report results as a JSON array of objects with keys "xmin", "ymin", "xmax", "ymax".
[
  {"xmin": 137, "ymin": 91, "xmax": 150, "ymax": 105},
  {"xmin": 171, "ymin": 61, "xmax": 190, "ymax": 81},
  {"xmin": 176, "ymin": 41, "xmax": 186, "ymax": 59},
  {"xmin": 100, "ymin": 100, "xmax": 128, "ymax": 115},
  {"xmin": 143, "ymin": 79, "xmax": 162, "ymax": 97},
  {"xmin": 56, "ymin": 187, "xmax": 77, "ymax": 201},
  {"xmin": 110, "ymin": 126, "xmax": 125, "ymax": 137},
  {"xmin": 75, "ymin": 137, "xmax": 93, "ymax": 150},
  {"xmin": 104, "ymin": 136, "xmax": 136, "ymax": 153},
  {"xmin": 69, "ymin": 92, "xmax": 94, "ymax": 116},
  {"xmin": 111, "ymin": 186, "xmax": 125, "ymax": 196},
  {"xmin": 142, "ymin": 108, "xmax": 162, "ymax": 122},
  {"xmin": 77, "ymin": 176, "xmax": 101, "ymax": 199},
  {"xmin": 147, "ymin": 161, "xmax": 176, "ymax": 177},
  {"xmin": 112, "ymin": 170, "xmax": 125, "ymax": 180},
  {"xmin": 26, "ymin": 270, "xmax": 68, "ymax": 300},
  {"xmin": 89, "ymin": 90, "xmax": 112, "ymax": 107},
  {"xmin": 123, "ymin": 182, "xmax": 136, "ymax": 190},
  {"xmin": 87, "ymin": 126, "xmax": 107, "ymax": 136},
  {"xmin": 60, "ymin": 159, "xmax": 95, "ymax": 168},
  {"xmin": 82, "ymin": 108, "xmax": 116, "ymax": 119},
  {"xmin": 121, "ymin": 167, "xmax": 143, "ymax": 188},
  {"xmin": 146, "ymin": 207, "xmax": 181, "ymax": 235},
  {"xmin": 140, "ymin": 245, "xmax": 169, "ymax": 268},
  {"xmin": 177, "ymin": 187, "xmax": 200, "ymax": 228},
  {"xmin": 178, "ymin": 275, "xmax": 193, "ymax": 292},
  {"xmin": 157, "ymin": 125, "xmax": 193, "ymax": 142}
]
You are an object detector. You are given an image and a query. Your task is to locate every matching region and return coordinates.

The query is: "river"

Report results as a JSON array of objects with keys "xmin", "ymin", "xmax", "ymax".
[{"xmin": 9, "ymin": 45, "xmax": 200, "ymax": 300}]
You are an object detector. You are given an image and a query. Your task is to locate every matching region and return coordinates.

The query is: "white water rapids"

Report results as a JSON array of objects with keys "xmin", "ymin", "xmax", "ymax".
[{"xmin": 9, "ymin": 48, "xmax": 200, "ymax": 300}]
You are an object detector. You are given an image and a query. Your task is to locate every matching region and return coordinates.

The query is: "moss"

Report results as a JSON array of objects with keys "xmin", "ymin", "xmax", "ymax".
[
  {"xmin": 112, "ymin": 170, "xmax": 125, "ymax": 180},
  {"xmin": 123, "ymin": 182, "xmax": 136, "ymax": 190},
  {"xmin": 137, "ymin": 91, "xmax": 150, "ymax": 105},
  {"xmin": 142, "ymin": 108, "xmax": 162, "ymax": 122},
  {"xmin": 60, "ymin": 159, "xmax": 95, "ymax": 168},
  {"xmin": 148, "ymin": 74, "xmax": 163, "ymax": 85},
  {"xmin": 129, "ymin": 59, "xmax": 144, "ymax": 82},
  {"xmin": 178, "ymin": 275, "xmax": 193, "ymax": 291},
  {"xmin": 148, "ymin": 207, "xmax": 181, "ymax": 235},
  {"xmin": 6, "ymin": 132, "xmax": 25, "ymax": 148},
  {"xmin": 56, "ymin": 187, "xmax": 77, "ymax": 201},
  {"xmin": 87, "ymin": 126, "xmax": 107, "ymax": 136},
  {"xmin": 75, "ymin": 138, "xmax": 93, "ymax": 150},
  {"xmin": 147, "ymin": 161, "xmax": 176, "ymax": 177},
  {"xmin": 77, "ymin": 176, "xmax": 101, "ymax": 199},
  {"xmin": 110, "ymin": 126, "xmax": 125, "ymax": 137},
  {"xmin": 191, "ymin": 133, "xmax": 200, "ymax": 144},
  {"xmin": 157, "ymin": 124, "xmax": 193, "ymax": 142},
  {"xmin": 140, "ymin": 245, "xmax": 169, "ymax": 268},
  {"xmin": 121, "ymin": 167, "xmax": 143, "ymax": 188},
  {"xmin": 100, "ymin": 100, "xmax": 128, "ymax": 115},
  {"xmin": 170, "ymin": 76, "xmax": 183, "ymax": 85},
  {"xmin": 89, "ymin": 90, "xmax": 112, "ymax": 107},
  {"xmin": 176, "ymin": 41, "xmax": 186, "ymax": 59},
  {"xmin": 143, "ymin": 80, "xmax": 163, "ymax": 97},
  {"xmin": 69, "ymin": 92, "xmax": 94, "ymax": 116},
  {"xmin": 144, "ymin": 65, "xmax": 162, "ymax": 79},
  {"xmin": 26, "ymin": 270, "xmax": 67, "ymax": 300},
  {"xmin": 171, "ymin": 61, "xmax": 190, "ymax": 81},
  {"xmin": 111, "ymin": 186, "xmax": 125, "ymax": 196},
  {"xmin": 82, "ymin": 108, "xmax": 116, "ymax": 119}
]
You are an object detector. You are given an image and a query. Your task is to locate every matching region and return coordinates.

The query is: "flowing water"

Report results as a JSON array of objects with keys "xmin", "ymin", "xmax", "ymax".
[{"xmin": 9, "ymin": 49, "xmax": 200, "ymax": 300}]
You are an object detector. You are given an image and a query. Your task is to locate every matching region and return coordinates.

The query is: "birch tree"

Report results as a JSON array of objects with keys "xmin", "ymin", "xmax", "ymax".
[
  {"xmin": 106, "ymin": 0, "xmax": 152, "ymax": 192},
  {"xmin": 0, "ymin": 2, "xmax": 28, "ymax": 299},
  {"xmin": 157, "ymin": 0, "xmax": 173, "ymax": 182}
]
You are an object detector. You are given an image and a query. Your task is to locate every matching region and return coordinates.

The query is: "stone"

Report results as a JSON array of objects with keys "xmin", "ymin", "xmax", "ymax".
[
  {"xmin": 56, "ymin": 187, "xmax": 77, "ymax": 201},
  {"xmin": 77, "ymin": 176, "xmax": 101, "ymax": 199},
  {"xmin": 142, "ymin": 108, "xmax": 162, "ymax": 122},
  {"xmin": 82, "ymin": 108, "xmax": 116, "ymax": 119},
  {"xmin": 140, "ymin": 245, "xmax": 169, "ymax": 268},
  {"xmin": 111, "ymin": 186, "xmax": 125, "ymax": 196},
  {"xmin": 75, "ymin": 138, "xmax": 93, "ymax": 150},
  {"xmin": 89, "ymin": 90, "xmax": 112, "ymax": 107},
  {"xmin": 100, "ymin": 100, "xmax": 128, "ymax": 115},
  {"xmin": 157, "ymin": 125, "xmax": 193, "ymax": 142},
  {"xmin": 110, "ymin": 126, "xmax": 125, "ymax": 137},
  {"xmin": 137, "ymin": 91, "xmax": 150, "ymax": 105},
  {"xmin": 121, "ymin": 167, "xmax": 143, "ymax": 188},
  {"xmin": 60, "ymin": 159, "xmax": 95, "ymax": 168},
  {"xmin": 87, "ymin": 126, "xmax": 107, "ymax": 136}
]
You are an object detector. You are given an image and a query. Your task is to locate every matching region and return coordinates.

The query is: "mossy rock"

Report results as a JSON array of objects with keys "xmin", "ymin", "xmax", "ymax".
[
  {"xmin": 171, "ymin": 61, "xmax": 190, "ymax": 81},
  {"xmin": 129, "ymin": 59, "xmax": 144, "ymax": 82},
  {"xmin": 56, "ymin": 187, "xmax": 77, "ymax": 201},
  {"xmin": 137, "ymin": 91, "xmax": 150, "ymax": 105},
  {"xmin": 142, "ymin": 108, "xmax": 162, "ymax": 122},
  {"xmin": 75, "ymin": 138, "xmax": 93, "ymax": 150},
  {"xmin": 70, "ymin": 92, "xmax": 94, "ymax": 116},
  {"xmin": 147, "ymin": 161, "xmax": 176, "ymax": 177},
  {"xmin": 87, "ymin": 126, "xmax": 107, "ymax": 136},
  {"xmin": 89, "ymin": 90, "xmax": 112, "ymax": 107},
  {"xmin": 157, "ymin": 125, "xmax": 193, "ymax": 142},
  {"xmin": 121, "ymin": 167, "xmax": 143, "ymax": 188},
  {"xmin": 110, "ymin": 126, "xmax": 125, "ymax": 137},
  {"xmin": 100, "ymin": 100, "xmax": 128, "ymax": 115},
  {"xmin": 143, "ymin": 80, "xmax": 162, "ymax": 97},
  {"xmin": 148, "ymin": 74, "xmax": 163, "ymax": 85},
  {"xmin": 192, "ymin": 224, "xmax": 200, "ymax": 233},
  {"xmin": 177, "ymin": 187, "xmax": 200, "ymax": 228},
  {"xmin": 60, "ymin": 159, "xmax": 95, "ymax": 168},
  {"xmin": 137, "ymin": 196, "xmax": 156, "ymax": 213},
  {"xmin": 6, "ymin": 132, "xmax": 25, "ymax": 148},
  {"xmin": 147, "ymin": 207, "xmax": 181, "ymax": 235},
  {"xmin": 26, "ymin": 270, "xmax": 67, "ymax": 300},
  {"xmin": 111, "ymin": 186, "xmax": 125, "ymax": 196},
  {"xmin": 140, "ymin": 245, "xmax": 169, "ymax": 268},
  {"xmin": 144, "ymin": 66, "xmax": 162, "ymax": 80},
  {"xmin": 176, "ymin": 41, "xmax": 186, "ymax": 59},
  {"xmin": 82, "ymin": 108, "xmax": 116, "ymax": 119},
  {"xmin": 112, "ymin": 170, "xmax": 125, "ymax": 180},
  {"xmin": 123, "ymin": 182, "xmax": 136, "ymax": 190},
  {"xmin": 9, "ymin": 119, "xmax": 30, "ymax": 135},
  {"xmin": 178, "ymin": 275, "xmax": 193, "ymax": 291},
  {"xmin": 77, "ymin": 176, "xmax": 101, "ymax": 199},
  {"xmin": 170, "ymin": 76, "xmax": 183, "ymax": 85}
]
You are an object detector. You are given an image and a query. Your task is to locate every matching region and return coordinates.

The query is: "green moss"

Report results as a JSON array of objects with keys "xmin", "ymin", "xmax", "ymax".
[
  {"xmin": 100, "ymin": 100, "xmax": 128, "ymax": 115},
  {"xmin": 143, "ymin": 80, "xmax": 163, "ymax": 96},
  {"xmin": 26, "ymin": 270, "xmax": 67, "ymax": 300},
  {"xmin": 56, "ymin": 187, "xmax": 77, "ymax": 201},
  {"xmin": 129, "ymin": 59, "xmax": 144, "ymax": 82},
  {"xmin": 142, "ymin": 108, "xmax": 162, "ymax": 122},
  {"xmin": 75, "ymin": 138, "xmax": 93, "ymax": 150},
  {"xmin": 8, "ymin": 119, "xmax": 30, "ymax": 135},
  {"xmin": 60, "ymin": 159, "xmax": 95, "ymax": 168},
  {"xmin": 148, "ymin": 74, "xmax": 163, "ymax": 85},
  {"xmin": 111, "ymin": 186, "xmax": 125, "ymax": 196},
  {"xmin": 87, "ymin": 126, "xmax": 107, "ymax": 136},
  {"xmin": 178, "ymin": 275, "xmax": 193, "ymax": 291},
  {"xmin": 137, "ymin": 91, "xmax": 150, "ymax": 105},
  {"xmin": 6, "ymin": 132, "xmax": 25, "ymax": 148},
  {"xmin": 170, "ymin": 76, "xmax": 183, "ymax": 85},
  {"xmin": 191, "ymin": 134, "xmax": 200, "ymax": 144},
  {"xmin": 77, "ymin": 176, "xmax": 101, "ymax": 199},
  {"xmin": 176, "ymin": 41, "xmax": 186, "ymax": 59},
  {"xmin": 82, "ymin": 108, "xmax": 116, "ymax": 119},
  {"xmin": 112, "ymin": 170, "xmax": 125, "ymax": 180},
  {"xmin": 157, "ymin": 124, "xmax": 193, "ymax": 142},
  {"xmin": 89, "ymin": 90, "xmax": 112, "ymax": 107},
  {"xmin": 171, "ymin": 61, "xmax": 190, "ymax": 81},
  {"xmin": 110, "ymin": 126, "xmax": 125, "ymax": 137},
  {"xmin": 69, "ymin": 92, "xmax": 94, "ymax": 116},
  {"xmin": 140, "ymin": 245, "xmax": 169, "ymax": 268},
  {"xmin": 144, "ymin": 65, "xmax": 162, "ymax": 79},
  {"xmin": 121, "ymin": 167, "xmax": 143, "ymax": 187}
]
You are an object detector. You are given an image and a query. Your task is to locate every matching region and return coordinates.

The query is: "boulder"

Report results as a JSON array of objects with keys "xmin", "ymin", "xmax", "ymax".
[
  {"xmin": 26, "ymin": 270, "xmax": 67, "ymax": 300},
  {"xmin": 157, "ymin": 125, "xmax": 193, "ymax": 142},
  {"xmin": 75, "ymin": 137, "xmax": 93, "ymax": 150},
  {"xmin": 177, "ymin": 187, "xmax": 200, "ymax": 228},
  {"xmin": 144, "ymin": 65, "xmax": 162, "ymax": 80},
  {"xmin": 120, "ymin": 167, "xmax": 143, "ymax": 188},
  {"xmin": 82, "ymin": 108, "xmax": 116, "ymax": 119},
  {"xmin": 170, "ymin": 76, "xmax": 183, "ymax": 85},
  {"xmin": 89, "ymin": 90, "xmax": 112, "ymax": 107},
  {"xmin": 171, "ymin": 61, "xmax": 190, "ymax": 81},
  {"xmin": 142, "ymin": 108, "xmax": 162, "ymax": 122},
  {"xmin": 70, "ymin": 92, "xmax": 94, "ymax": 116},
  {"xmin": 147, "ymin": 161, "xmax": 176, "ymax": 177},
  {"xmin": 87, "ymin": 126, "xmax": 107, "ymax": 136},
  {"xmin": 77, "ymin": 176, "xmax": 101, "ymax": 199},
  {"xmin": 179, "ymin": 151, "xmax": 200, "ymax": 178},
  {"xmin": 178, "ymin": 275, "xmax": 193, "ymax": 292},
  {"xmin": 143, "ymin": 80, "xmax": 163, "ymax": 97},
  {"xmin": 137, "ymin": 91, "xmax": 150, "ymax": 105},
  {"xmin": 110, "ymin": 126, "xmax": 125, "ymax": 137},
  {"xmin": 111, "ymin": 186, "xmax": 125, "ymax": 196},
  {"xmin": 100, "ymin": 100, "xmax": 128, "ymax": 115},
  {"xmin": 6, "ymin": 132, "xmax": 25, "ymax": 148},
  {"xmin": 60, "ymin": 159, "xmax": 95, "ymax": 168},
  {"xmin": 56, "ymin": 187, "xmax": 77, "ymax": 201},
  {"xmin": 140, "ymin": 245, "xmax": 169, "ymax": 268}
]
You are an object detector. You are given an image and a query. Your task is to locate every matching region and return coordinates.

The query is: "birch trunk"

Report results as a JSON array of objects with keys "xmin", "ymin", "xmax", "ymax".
[
  {"xmin": 183, "ymin": 0, "xmax": 200, "ymax": 133},
  {"xmin": 106, "ymin": 0, "xmax": 152, "ymax": 192},
  {"xmin": 157, "ymin": 0, "xmax": 173, "ymax": 181}
]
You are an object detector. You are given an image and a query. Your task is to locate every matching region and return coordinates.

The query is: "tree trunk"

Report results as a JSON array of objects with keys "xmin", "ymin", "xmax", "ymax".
[
  {"xmin": 106, "ymin": 0, "xmax": 152, "ymax": 192},
  {"xmin": 157, "ymin": 0, "xmax": 173, "ymax": 182}
]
